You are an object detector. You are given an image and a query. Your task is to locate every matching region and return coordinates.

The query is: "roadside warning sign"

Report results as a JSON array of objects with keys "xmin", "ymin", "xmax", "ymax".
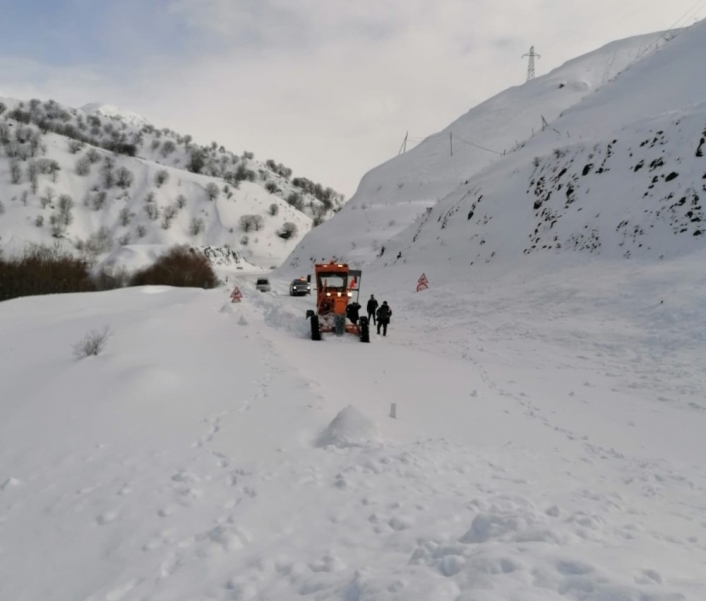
[
  {"xmin": 416, "ymin": 273, "xmax": 429, "ymax": 292},
  {"xmin": 230, "ymin": 286, "xmax": 243, "ymax": 303}
]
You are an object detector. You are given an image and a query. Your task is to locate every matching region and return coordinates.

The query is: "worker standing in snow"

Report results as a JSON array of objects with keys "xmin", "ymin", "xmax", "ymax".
[
  {"xmin": 376, "ymin": 301, "xmax": 392, "ymax": 336},
  {"xmin": 367, "ymin": 295, "xmax": 379, "ymax": 325}
]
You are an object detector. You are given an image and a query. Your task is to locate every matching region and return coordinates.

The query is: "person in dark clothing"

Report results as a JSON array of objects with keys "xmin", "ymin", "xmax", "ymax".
[
  {"xmin": 376, "ymin": 301, "xmax": 392, "ymax": 336},
  {"xmin": 366, "ymin": 295, "xmax": 379, "ymax": 325},
  {"xmin": 346, "ymin": 301, "xmax": 361, "ymax": 325}
]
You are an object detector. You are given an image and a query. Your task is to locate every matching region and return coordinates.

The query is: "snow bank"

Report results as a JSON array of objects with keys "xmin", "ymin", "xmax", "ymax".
[{"xmin": 316, "ymin": 405, "xmax": 380, "ymax": 448}]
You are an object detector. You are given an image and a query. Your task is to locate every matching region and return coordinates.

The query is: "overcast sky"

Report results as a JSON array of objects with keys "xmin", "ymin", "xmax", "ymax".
[{"xmin": 0, "ymin": 1, "xmax": 704, "ymax": 197}]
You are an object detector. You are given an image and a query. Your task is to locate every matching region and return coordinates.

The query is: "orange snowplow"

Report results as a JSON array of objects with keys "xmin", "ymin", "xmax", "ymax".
[{"xmin": 306, "ymin": 262, "xmax": 369, "ymax": 342}]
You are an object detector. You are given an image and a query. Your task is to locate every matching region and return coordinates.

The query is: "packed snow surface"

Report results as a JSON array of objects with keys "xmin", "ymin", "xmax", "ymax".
[{"xmin": 1, "ymin": 251, "xmax": 705, "ymax": 601}]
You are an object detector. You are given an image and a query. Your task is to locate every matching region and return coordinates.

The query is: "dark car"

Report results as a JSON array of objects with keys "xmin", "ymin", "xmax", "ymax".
[
  {"xmin": 255, "ymin": 278, "xmax": 271, "ymax": 292},
  {"xmin": 289, "ymin": 278, "xmax": 311, "ymax": 296}
]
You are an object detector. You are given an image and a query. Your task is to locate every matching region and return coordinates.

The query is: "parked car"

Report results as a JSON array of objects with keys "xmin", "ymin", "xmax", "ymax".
[
  {"xmin": 255, "ymin": 277, "xmax": 271, "ymax": 292},
  {"xmin": 289, "ymin": 278, "xmax": 311, "ymax": 296}
]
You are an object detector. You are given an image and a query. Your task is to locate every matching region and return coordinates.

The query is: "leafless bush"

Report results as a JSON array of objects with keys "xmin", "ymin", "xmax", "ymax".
[
  {"xmin": 115, "ymin": 166, "xmax": 134, "ymax": 189},
  {"xmin": 175, "ymin": 194, "xmax": 187, "ymax": 209},
  {"xmin": 161, "ymin": 206, "xmax": 178, "ymax": 229},
  {"xmin": 189, "ymin": 217, "xmax": 205, "ymax": 235},
  {"xmin": 130, "ymin": 246, "xmax": 218, "ymax": 289},
  {"xmin": 155, "ymin": 169, "xmax": 170, "ymax": 187},
  {"xmin": 144, "ymin": 203, "xmax": 159, "ymax": 221},
  {"xmin": 10, "ymin": 160, "xmax": 22, "ymax": 184},
  {"xmin": 40, "ymin": 187, "xmax": 55, "ymax": 208},
  {"xmin": 239, "ymin": 214, "xmax": 264, "ymax": 232},
  {"xmin": 205, "ymin": 182, "xmax": 220, "ymax": 200},
  {"xmin": 86, "ymin": 148, "xmax": 102, "ymax": 164},
  {"xmin": 118, "ymin": 207, "xmax": 133, "ymax": 226},
  {"xmin": 73, "ymin": 327, "xmax": 111, "ymax": 359},
  {"xmin": 68, "ymin": 139, "xmax": 84, "ymax": 154},
  {"xmin": 268, "ymin": 203, "xmax": 279, "ymax": 216},
  {"xmin": 75, "ymin": 156, "xmax": 91, "ymax": 176},
  {"xmin": 278, "ymin": 222, "xmax": 298, "ymax": 240}
]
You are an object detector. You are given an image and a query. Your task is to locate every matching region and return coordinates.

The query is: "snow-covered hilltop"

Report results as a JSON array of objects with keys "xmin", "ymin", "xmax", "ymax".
[
  {"xmin": 0, "ymin": 97, "xmax": 345, "ymax": 271},
  {"xmin": 284, "ymin": 30, "xmax": 667, "ymax": 272},
  {"xmin": 375, "ymin": 20, "xmax": 706, "ymax": 275}
]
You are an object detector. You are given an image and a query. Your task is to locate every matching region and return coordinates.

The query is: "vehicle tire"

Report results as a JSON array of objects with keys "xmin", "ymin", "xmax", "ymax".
[
  {"xmin": 334, "ymin": 314, "xmax": 345, "ymax": 336},
  {"xmin": 359, "ymin": 316, "xmax": 370, "ymax": 343},
  {"xmin": 310, "ymin": 314, "xmax": 321, "ymax": 341}
]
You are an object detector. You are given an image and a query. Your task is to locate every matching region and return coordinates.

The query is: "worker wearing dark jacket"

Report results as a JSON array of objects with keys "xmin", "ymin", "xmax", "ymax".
[
  {"xmin": 367, "ymin": 295, "xmax": 379, "ymax": 325},
  {"xmin": 376, "ymin": 301, "xmax": 392, "ymax": 336}
]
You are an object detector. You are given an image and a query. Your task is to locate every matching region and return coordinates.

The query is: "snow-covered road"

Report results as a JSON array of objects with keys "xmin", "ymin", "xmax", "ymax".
[{"xmin": 1, "ymin": 259, "xmax": 705, "ymax": 600}]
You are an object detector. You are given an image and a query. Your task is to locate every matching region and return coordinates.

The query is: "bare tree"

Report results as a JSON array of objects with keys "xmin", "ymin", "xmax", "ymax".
[
  {"xmin": 68, "ymin": 139, "xmax": 84, "ymax": 154},
  {"xmin": 161, "ymin": 206, "xmax": 178, "ymax": 229},
  {"xmin": 27, "ymin": 161, "xmax": 39, "ymax": 193},
  {"xmin": 144, "ymin": 204, "xmax": 159, "ymax": 221},
  {"xmin": 205, "ymin": 181, "xmax": 220, "ymax": 200},
  {"xmin": 189, "ymin": 217, "xmax": 205, "ymax": 235},
  {"xmin": 155, "ymin": 169, "xmax": 170, "ymax": 187},
  {"xmin": 278, "ymin": 222, "xmax": 298, "ymax": 240},
  {"xmin": 75, "ymin": 156, "xmax": 91, "ymax": 176},
  {"xmin": 268, "ymin": 203, "xmax": 280, "ymax": 216},
  {"xmin": 239, "ymin": 214, "xmax": 264, "ymax": 232},
  {"xmin": 115, "ymin": 166, "xmax": 134, "ymax": 189},
  {"xmin": 10, "ymin": 160, "xmax": 22, "ymax": 185},
  {"xmin": 175, "ymin": 194, "xmax": 187, "ymax": 209},
  {"xmin": 118, "ymin": 207, "xmax": 133, "ymax": 226},
  {"xmin": 160, "ymin": 140, "xmax": 176, "ymax": 157},
  {"xmin": 86, "ymin": 148, "xmax": 101, "ymax": 164},
  {"xmin": 40, "ymin": 187, "xmax": 55, "ymax": 208}
]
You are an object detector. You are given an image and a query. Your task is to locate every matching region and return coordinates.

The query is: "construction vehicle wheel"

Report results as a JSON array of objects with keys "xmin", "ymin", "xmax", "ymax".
[
  {"xmin": 359, "ymin": 316, "xmax": 370, "ymax": 343},
  {"xmin": 310, "ymin": 314, "xmax": 321, "ymax": 341},
  {"xmin": 334, "ymin": 314, "xmax": 345, "ymax": 336}
]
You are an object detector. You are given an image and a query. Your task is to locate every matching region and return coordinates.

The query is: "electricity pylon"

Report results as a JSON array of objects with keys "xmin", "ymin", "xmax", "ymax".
[{"xmin": 522, "ymin": 46, "xmax": 540, "ymax": 81}]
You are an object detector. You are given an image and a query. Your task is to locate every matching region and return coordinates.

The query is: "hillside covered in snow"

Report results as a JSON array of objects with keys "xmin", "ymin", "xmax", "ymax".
[
  {"xmin": 0, "ymin": 97, "xmax": 345, "ymax": 271},
  {"xmin": 284, "ymin": 30, "xmax": 668, "ymax": 271},
  {"xmin": 365, "ymin": 20, "xmax": 706, "ymax": 277}
]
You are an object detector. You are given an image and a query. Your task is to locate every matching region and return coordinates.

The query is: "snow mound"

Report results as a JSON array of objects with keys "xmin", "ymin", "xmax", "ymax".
[{"xmin": 316, "ymin": 406, "xmax": 380, "ymax": 448}]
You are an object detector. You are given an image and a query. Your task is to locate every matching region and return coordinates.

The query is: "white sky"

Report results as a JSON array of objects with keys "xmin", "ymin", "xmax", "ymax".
[{"xmin": 1, "ymin": 0, "xmax": 704, "ymax": 197}]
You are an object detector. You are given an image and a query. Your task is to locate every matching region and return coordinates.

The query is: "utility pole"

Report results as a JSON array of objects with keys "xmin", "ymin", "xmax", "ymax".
[
  {"xmin": 398, "ymin": 131, "xmax": 408, "ymax": 155},
  {"xmin": 522, "ymin": 46, "xmax": 540, "ymax": 81}
]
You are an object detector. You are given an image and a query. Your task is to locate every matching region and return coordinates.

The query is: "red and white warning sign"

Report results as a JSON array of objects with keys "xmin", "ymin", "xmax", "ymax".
[
  {"xmin": 230, "ymin": 286, "xmax": 243, "ymax": 303},
  {"xmin": 416, "ymin": 273, "xmax": 429, "ymax": 292}
]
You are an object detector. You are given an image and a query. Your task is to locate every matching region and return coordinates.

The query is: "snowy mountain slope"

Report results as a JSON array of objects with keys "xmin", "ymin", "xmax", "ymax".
[
  {"xmin": 283, "ymin": 30, "xmax": 667, "ymax": 272},
  {"xmin": 0, "ymin": 97, "xmax": 344, "ymax": 270},
  {"xmin": 1, "ymin": 253, "xmax": 705, "ymax": 601},
  {"xmin": 375, "ymin": 20, "xmax": 706, "ymax": 274}
]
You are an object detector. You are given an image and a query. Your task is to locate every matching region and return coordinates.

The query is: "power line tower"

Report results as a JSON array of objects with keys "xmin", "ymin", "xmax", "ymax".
[{"xmin": 522, "ymin": 46, "xmax": 540, "ymax": 81}]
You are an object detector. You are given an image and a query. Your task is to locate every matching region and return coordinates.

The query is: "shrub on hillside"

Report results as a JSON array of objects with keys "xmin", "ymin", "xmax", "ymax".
[
  {"xmin": 130, "ymin": 246, "xmax": 218, "ymax": 289},
  {"xmin": 268, "ymin": 203, "xmax": 279, "ymax": 216},
  {"xmin": 239, "ymin": 214, "xmax": 264, "ymax": 232},
  {"xmin": 189, "ymin": 217, "xmax": 205, "ymax": 235},
  {"xmin": 75, "ymin": 156, "xmax": 91, "ymax": 176},
  {"xmin": 205, "ymin": 182, "xmax": 220, "ymax": 200},
  {"xmin": 72, "ymin": 327, "xmax": 111, "ymax": 359},
  {"xmin": 115, "ymin": 167, "xmax": 134, "ymax": 189},
  {"xmin": 278, "ymin": 222, "xmax": 298, "ymax": 240},
  {"xmin": 155, "ymin": 169, "xmax": 170, "ymax": 187},
  {"xmin": 0, "ymin": 245, "xmax": 95, "ymax": 302}
]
